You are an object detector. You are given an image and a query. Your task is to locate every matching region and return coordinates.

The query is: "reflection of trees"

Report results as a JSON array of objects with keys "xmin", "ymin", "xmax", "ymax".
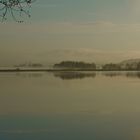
[
  {"xmin": 102, "ymin": 72, "xmax": 140, "ymax": 79},
  {"xmin": 53, "ymin": 72, "xmax": 96, "ymax": 80},
  {"xmin": 15, "ymin": 72, "xmax": 43, "ymax": 78},
  {"xmin": 54, "ymin": 71, "xmax": 140, "ymax": 80},
  {"xmin": 102, "ymin": 72, "xmax": 123, "ymax": 77},
  {"xmin": 125, "ymin": 72, "xmax": 140, "ymax": 79}
]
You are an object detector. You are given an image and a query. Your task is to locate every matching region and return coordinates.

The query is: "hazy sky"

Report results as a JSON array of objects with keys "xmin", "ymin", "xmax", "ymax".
[{"xmin": 1, "ymin": 0, "xmax": 140, "ymax": 66}]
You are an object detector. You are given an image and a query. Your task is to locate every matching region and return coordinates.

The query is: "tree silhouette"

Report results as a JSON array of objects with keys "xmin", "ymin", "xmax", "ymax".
[
  {"xmin": 54, "ymin": 61, "xmax": 96, "ymax": 69},
  {"xmin": 0, "ymin": 0, "xmax": 35, "ymax": 22},
  {"xmin": 102, "ymin": 63, "xmax": 121, "ymax": 71}
]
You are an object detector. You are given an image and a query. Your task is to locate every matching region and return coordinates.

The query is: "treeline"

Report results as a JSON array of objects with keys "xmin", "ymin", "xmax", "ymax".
[
  {"xmin": 103, "ymin": 62, "xmax": 140, "ymax": 70},
  {"xmin": 14, "ymin": 63, "xmax": 43, "ymax": 68},
  {"xmin": 54, "ymin": 61, "xmax": 96, "ymax": 69},
  {"xmin": 53, "ymin": 61, "xmax": 140, "ymax": 71}
]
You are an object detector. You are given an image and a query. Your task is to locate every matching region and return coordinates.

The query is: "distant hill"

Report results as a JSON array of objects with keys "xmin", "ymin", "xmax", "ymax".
[
  {"xmin": 119, "ymin": 58, "xmax": 140, "ymax": 70},
  {"xmin": 120, "ymin": 58, "xmax": 140, "ymax": 65}
]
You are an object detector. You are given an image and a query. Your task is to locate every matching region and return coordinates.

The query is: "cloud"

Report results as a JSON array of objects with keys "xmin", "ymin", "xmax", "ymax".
[
  {"xmin": 1, "ymin": 21, "xmax": 140, "ymax": 37},
  {"xmin": 1, "ymin": 21, "xmax": 140, "ymax": 66},
  {"xmin": 45, "ymin": 21, "xmax": 140, "ymax": 34},
  {"xmin": 38, "ymin": 48, "xmax": 140, "ymax": 64}
]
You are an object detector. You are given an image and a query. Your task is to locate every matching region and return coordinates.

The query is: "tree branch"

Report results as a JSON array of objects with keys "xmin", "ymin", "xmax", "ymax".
[{"xmin": 0, "ymin": 0, "xmax": 35, "ymax": 22}]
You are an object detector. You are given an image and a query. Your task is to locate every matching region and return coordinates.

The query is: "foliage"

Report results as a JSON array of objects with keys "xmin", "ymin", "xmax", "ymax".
[
  {"xmin": 54, "ymin": 61, "xmax": 96, "ymax": 69},
  {"xmin": 102, "ymin": 63, "xmax": 121, "ymax": 70}
]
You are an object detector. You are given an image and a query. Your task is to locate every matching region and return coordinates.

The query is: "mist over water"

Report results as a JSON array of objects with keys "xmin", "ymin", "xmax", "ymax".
[{"xmin": 0, "ymin": 72, "xmax": 140, "ymax": 140}]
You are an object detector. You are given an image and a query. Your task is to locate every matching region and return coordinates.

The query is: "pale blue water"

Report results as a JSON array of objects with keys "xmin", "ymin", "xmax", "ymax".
[{"xmin": 0, "ymin": 72, "xmax": 140, "ymax": 140}]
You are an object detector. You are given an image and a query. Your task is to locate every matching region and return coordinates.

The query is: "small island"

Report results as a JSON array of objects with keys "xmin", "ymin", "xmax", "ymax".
[
  {"xmin": 1, "ymin": 59, "xmax": 140, "ymax": 72},
  {"xmin": 53, "ymin": 61, "xmax": 96, "ymax": 70}
]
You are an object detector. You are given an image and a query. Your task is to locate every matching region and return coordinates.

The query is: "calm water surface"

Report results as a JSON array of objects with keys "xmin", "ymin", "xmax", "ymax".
[{"xmin": 0, "ymin": 71, "xmax": 140, "ymax": 140}]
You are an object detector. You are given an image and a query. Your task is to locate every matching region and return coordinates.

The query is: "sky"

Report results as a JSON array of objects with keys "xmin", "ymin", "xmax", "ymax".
[{"xmin": 1, "ymin": 0, "xmax": 140, "ymax": 66}]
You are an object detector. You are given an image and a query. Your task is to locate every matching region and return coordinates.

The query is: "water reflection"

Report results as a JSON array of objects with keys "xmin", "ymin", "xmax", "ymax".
[
  {"xmin": 1, "ymin": 71, "xmax": 140, "ymax": 80},
  {"xmin": 53, "ymin": 72, "xmax": 96, "ymax": 80},
  {"xmin": 102, "ymin": 72, "xmax": 124, "ymax": 77},
  {"xmin": 126, "ymin": 72, "xmax": 140, "ymax": 78},
  {"xmin": 0, "ymin": 71, "xmax": 140, "ymax": 140},
  {"xmin": 53, "ymin": 71, "xmax": 140, "ymax": 80},
  {"xmin": 102, "ymin": 71, "xmax": 140, "ymax": 79},
  {"xmin": 15, "ymin": 72, "xmax": 44, "ymax": 78}
]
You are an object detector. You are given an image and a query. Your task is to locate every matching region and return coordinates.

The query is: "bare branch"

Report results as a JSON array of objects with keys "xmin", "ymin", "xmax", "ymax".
[{"xmin": 0, "ymin": 0, "xmax": 35, "ymax": 22}]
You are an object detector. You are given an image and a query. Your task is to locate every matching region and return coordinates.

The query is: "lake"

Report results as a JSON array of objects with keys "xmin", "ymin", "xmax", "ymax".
[{"xmin": 0, "ymin": 71, "xmax": 140, "ymax": 140}]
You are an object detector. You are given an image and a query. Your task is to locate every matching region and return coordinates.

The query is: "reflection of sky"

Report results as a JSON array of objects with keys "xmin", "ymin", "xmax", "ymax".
[
  {"xmin": 1, "ymin": 0, "xmax": 140, "ymax": 65},
  {"xmin": 0, "ymin": 72, "xmax": 140, "ymax": 139}
]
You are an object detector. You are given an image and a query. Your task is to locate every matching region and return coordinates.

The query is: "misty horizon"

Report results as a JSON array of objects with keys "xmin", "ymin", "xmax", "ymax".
[
  {"xmin": 1, "ymin": 1, "xmax": 140, "ymax": 140},
  {"xmin": 1, "ymin": 56, "xmax": 140, "ymax": 67},
  {"xmin": 1, "ymin": 0, "xmax": 140, "ymax": 66}
]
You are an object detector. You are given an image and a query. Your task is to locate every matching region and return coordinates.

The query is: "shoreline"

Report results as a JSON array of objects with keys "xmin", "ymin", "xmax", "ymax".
[{"xmin": 0, "ymin": 69, "xmax": 140, "ymax": 72}]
